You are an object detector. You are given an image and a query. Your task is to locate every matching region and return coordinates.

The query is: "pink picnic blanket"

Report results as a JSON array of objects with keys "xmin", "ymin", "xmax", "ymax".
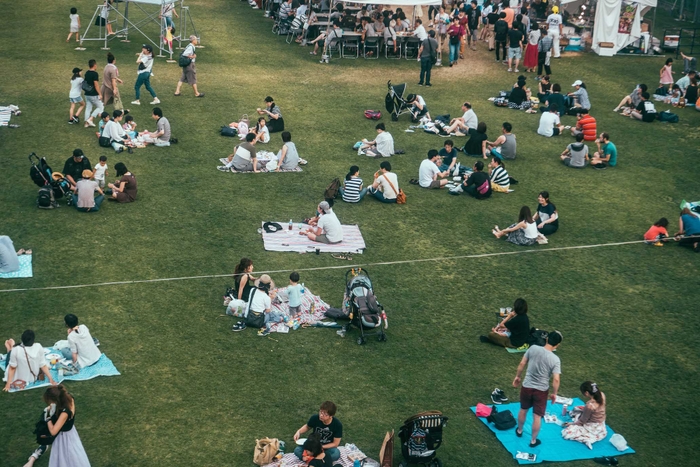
[
  {"xmin": 264, "ymin": 446, "xmax": 378, "ymax": 467},
  {"xmin": 262, "ymin": 222, "xmax": 366, "ymax": 254}
]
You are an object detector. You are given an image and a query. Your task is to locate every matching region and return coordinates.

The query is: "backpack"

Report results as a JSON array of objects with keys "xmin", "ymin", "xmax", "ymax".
[
  {"xmin": 364, "ymin": 110, "xmax": 382, "ymax": 120},
  {"xmin": 324, "ymin": 177, "xmax": 341, "ymax": 199},
  {"xmin": 33, "ymin": 414, "xmax": 56, "ymax": 445},
  {"xmin": 37, "ymin": 186, "xmax": 57, "ymax": 209},
  {"xmin": 220, "ymin": 126, "xmax": 238, "ymax": 137},
  {"xmin": 658, "ymin": 110, "xmax": 679, "ymax": 123},
  {"xmin": 253, "ymin": 437, "xmax": 279, "ymax": 466},
  {"xmin": 528, "ymin": 328, "xmax": 548, "ymax": 347},
  {"xmin": 487, "ymin": 406, "xmax": 517, "ymax": 430}
]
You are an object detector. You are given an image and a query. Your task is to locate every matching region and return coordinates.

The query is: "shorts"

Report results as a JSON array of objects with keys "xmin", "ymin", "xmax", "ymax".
[
  {"xmin": 425, "ymin": 180, "xmax": 442, "ymax": 189},
  {"xmin": 315, "ymin": 234, "xmax": 341, "ymax": 244},
  {"xmin": 289, "ymin": 305, "xmax": 301, "ymax": 316},
  {"xmin": 520, "ymin": 386, "xmax": 549, "ymax": 417},
  {"xmin": 179, "ymin": 63, "xmax": 197, "ymax": 85},
  {"xmin": 552, "ymin": 127, "xmax": 560, "ymax": 136},
  {"xmin": 562, "ymin": 158, "xmax": 587, "ymax": 168},
  {"xmin": 70, "ymin": 96, "xmax": 84, "ymax": 104},
  {"xmin": 508, "ymin": 47, "xmax": 522, "ymax": 59}
]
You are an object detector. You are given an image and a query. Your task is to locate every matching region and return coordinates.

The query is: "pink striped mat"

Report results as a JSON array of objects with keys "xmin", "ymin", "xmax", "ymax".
[{"xmin": 262, "ymin": 222, "xmax": 366, "ymax": 254}]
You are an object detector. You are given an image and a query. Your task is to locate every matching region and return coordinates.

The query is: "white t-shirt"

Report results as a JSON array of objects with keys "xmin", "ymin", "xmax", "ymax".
[
  {"xmin": 69, "ymin": 78, "xmax": 84, "ymax": 99},
  {"xmin": 235, "ymin": 144, "xmax": 253, "ymax": 161},
  {"xmin": 376, "ymin": 172, "xmax": 399, "ymax": 199},
  {"xmin": 523, "ymin": 221, "xmax": 538, "ymax": 239},
  {"xmin": 317, "ymin": 210, "xmax": 343, "ymax": 243},
  {"xmin": 94, "ymin": 163, "xmax": 108, "ymax": 180},
  {"xmin": 8, "ymin": 343, "xmax": 47, "ymax": 384},
  {"xmin": 375, "ymin": 131, "xmax": 394, "ymax": 157},
  {"xmin": 537, "ymin": 112, "xmax": 560, "ymax": 137},
  {"xmin": 462, "ymin": 109, "xmax": 478, "ymax": 129},
  {"xmin": 419, "ymin": 159, "xmax": 441, "ymax": 187},
  {"xmin": 183, "ymin": 43, "xmax": 196, "ymax": 63},
  {"xmin": 138, "ymin": 53, "xmax": 154, "ymax": 74},
  {"xmin": 68, "ymin": 325, "xmax": 102, "ymax": 368},
  {"xmin": 249, "ymin": 289, "xmax": 272, "ymax": 313},
  {"xmin": 547, "ymin": 14, "xmax": 562, "ymax": 30},
  {"xmin": 103, "ymin": 119, "xmax": 126, "ymax": 141},
  {"xmin": 258, "ymin": 125, "xmax": 270, "ymax": 143},
  {"xmin": 101, "ymin": 2, "xmax": 110, "ymax": 19},
  {"xmin": 414, "ymin": 24, "xmax": 428, "ymax": 41}
]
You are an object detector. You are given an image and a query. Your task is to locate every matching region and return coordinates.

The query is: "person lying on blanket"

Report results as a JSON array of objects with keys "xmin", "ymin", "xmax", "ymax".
[
  {"xmin": 294, "ymin": 401, "xmax": 343, "ymax": 462},
  {"xmin": 561, "ymin": 381, "xmax": 607, "ymax": 449},
  {"xmin": 300, "ymin": 201, "xmax": 343, "ymax": 244},
  {"xmin": 3, "ymin": 330, "xmax": 57, "ymax": 392},
  {"xmin": 57, "ymin": 314, "xmax": 101, "ymax": 369}
]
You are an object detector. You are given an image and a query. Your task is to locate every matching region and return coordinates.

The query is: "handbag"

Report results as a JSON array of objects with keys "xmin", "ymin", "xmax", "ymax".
[
  {"xmin": 245, "ymin": 289, "xmax": 266, "ymax": 329},
  {"xmin": 178, "ymin": 53, "xmax": 192, "ymax": 68},
  {"xmin": 34, "ymin": 412, "xmax": 56, "ymax": 445},
  {"xmin": 99, "ymin": 136, "xmax": 112, "ymax": 148},
  {"xmin": 253, "ymin": 437, "xmax": 279, "ymax": 466},
  {"xmin": 81, "ymin": 80, "xmax": 94, "ymax": 93},
  {"xmin": 383, "ymin": 175, "xmax": 406, "ymax": 204}
]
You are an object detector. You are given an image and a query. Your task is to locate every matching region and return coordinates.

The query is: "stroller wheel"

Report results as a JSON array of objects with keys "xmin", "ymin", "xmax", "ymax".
[
  {"xmin": 432, "ymin": 459, "xmax": 443, "ymax": 467},
  {"xmin": 378, "ymin": 333, "xmax": 387, "ymax": 342},
  {"xmin": 357, "ymin": 337, "xmax": 365, "ymax": 345}
]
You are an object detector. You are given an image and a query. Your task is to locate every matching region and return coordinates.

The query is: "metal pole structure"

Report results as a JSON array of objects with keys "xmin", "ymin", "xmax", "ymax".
[
  {"xmin": 678, "ymin": 0, "xmax": 684, "ymax": 21},
  {"xmin": 695, "ymin": 0, "xmax": 699, "ymax": 23},
  {"xmin": 650, "ymin": 6, "xmax": 656, "ymax": 54}
]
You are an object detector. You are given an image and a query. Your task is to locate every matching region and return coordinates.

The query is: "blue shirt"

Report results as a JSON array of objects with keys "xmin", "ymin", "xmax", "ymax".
[
  {"xmin": 287, "ymin": 283, "xmax": 302, "ymax": 307},
  {"xmin": 682, "ymin": 214, "xmax": 700, "ymax": 236},
  {"xmin": 604, "ymin": 142, "xmax": 617, "ymax": 167}
]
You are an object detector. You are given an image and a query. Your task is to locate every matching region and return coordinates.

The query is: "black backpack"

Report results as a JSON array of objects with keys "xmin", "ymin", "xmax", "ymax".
[
  {"xmin": 220, "ymin": 126, "xmax": 237, "ymax": 137},
  {"xmin": 37, "ymin": 186, "xmax": 57, "ymax": 209},
  {"xmin": 487, "ymin": 406, "xmax": 517, "ymax": 430},
  {"xmin": 33, "ymin": 415, "xmax": 56, "ymax": 445},
  {"xmin": 324, "ymin": 178, "xmax": 341, "ymax": 200},
  {"xmin": 658, "ymin": 110, "xmax": 679, "ymax": 123},
  {"xmin": 528, "ymin": 328, "xmax": 548, "ymax": 347}
]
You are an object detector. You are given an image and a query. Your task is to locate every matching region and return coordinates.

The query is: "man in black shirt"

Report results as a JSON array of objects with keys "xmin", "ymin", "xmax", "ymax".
[
  {"xmin": 417, "ymin": 30, "xmax": 439, "ymax": 87},
  {"xmin": 507, "ymin": 24, "xmax": 524, "ymax": 72},
  {"xmin": 631, "ymin": 92, "xmax": 657, "ymax": 122},
  {"xmin": 83, "ymin": 59, "xmax": 103, "ymax": 129},
  {"xmin": 450, "ymin": 160, "xmax": 492, "ymax": 199},
  {"xmin": 62, "ymin": 149, "xmax": 92, "ymax": 190},
  {"xmin": 293, "ymin": 401, "xmax": 343, "ymax": 462},
  {"xmin": 494, "ymin": 12, "xmax": 509, "ymax": 62}
]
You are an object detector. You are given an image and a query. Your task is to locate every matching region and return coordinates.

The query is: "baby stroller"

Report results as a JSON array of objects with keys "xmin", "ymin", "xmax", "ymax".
[
  {"xmin": 398, "ymin": 411, "xmax": 448, "ymax": 467},
  {"xmin": 386, "ymin": 81, "xmax": 412, "ymax": 121},
  {"xmin": 29, "ymin": 153, "xmax": 71, "ymax": 206},
  {"xmin": 340, "ymin": 268, "xmax": 388, "ymax": 345}
]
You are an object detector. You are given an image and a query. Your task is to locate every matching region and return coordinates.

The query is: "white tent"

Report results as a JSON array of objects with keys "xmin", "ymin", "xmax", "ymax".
[{"xmin": 562, "ymin": 0, "xmax": 657, "ymax": 55}]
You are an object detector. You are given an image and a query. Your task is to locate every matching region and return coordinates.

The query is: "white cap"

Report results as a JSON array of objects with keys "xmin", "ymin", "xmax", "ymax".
[{"xmin": 572, "ymin": 80, "xmax": 583, "ymax": 87}]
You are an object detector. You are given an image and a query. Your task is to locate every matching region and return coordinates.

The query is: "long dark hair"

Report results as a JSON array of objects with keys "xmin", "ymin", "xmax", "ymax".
[
  {"xmin": 43, "ymin": 384, "xmax": 73, "ymax": 414},
  {"xmin": 518, "ymin": 206, "xmax": 533, "ymax": 223},
  {"xmin": 346, "ymin": 165, "xmax": 359, "ymax": 181},
  {"xmin": 580, "ymin": 381, "xmax": 604, "ymax": 405},
  {"xmin": 233, "ymin": 258, "xmax": 253, "ymax": 277},
  {"xmin": 264, "ymin": 96, "xmax": 275, "ymax": 110},
  {"xmin": 71, "ymin": 70, "xmax": 81, "ymax": 81},
  {"xmin": 114, "ymin": 162, "xmax": 129, "ymax": 177}
]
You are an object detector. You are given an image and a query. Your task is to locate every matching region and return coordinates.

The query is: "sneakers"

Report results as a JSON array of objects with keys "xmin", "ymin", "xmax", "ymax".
[
  {"xmin": 150, "ymin": 98, "xmax": 161, "ymax": 105},
  {"xmin": 232, "ymin": 321, "xmax": 247, "ymax": 332},
  {"xmin": 258, "ymin": 328, "xmax": 271, "ymax": 337},
  {"xmin": 491, "ymin": 388, "xmax": 509, "ymax": 404},
  {"xmin": 448, "ymin": 185, "xmax": 464, "ymax": 195},
  {"xmin": 85, "ymin": 120, "xmax": 96, "ymax": 128},
  {"xmin": 514, "ymin": 69, "xmax": 519, "ymax": 73},
  {"xmin": 507, "ymin": 68, "xmax": 512, "ymax": 72},
  {"xmin": 217, "ymin": 165, "xmax": 231, "ymax": 172},
  {"xmin": 131, "ymin": 100, "xmax": 141, "ymax": 105},
  {"xmin": 68, "ymin": 119, "xmax": 75, "ymax": 124}
]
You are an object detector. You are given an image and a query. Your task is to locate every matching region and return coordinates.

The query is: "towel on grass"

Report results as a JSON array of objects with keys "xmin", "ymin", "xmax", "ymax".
[
  {"xmin": 506, "ymin": 344, "xmax": 530, "ymax": 353},
  {"xmin": 218, "ymin": 152, "xmax": 304, "ymax": 173},
  {"xmin": 471, "ymin": 399, "xmax": 635, "ymax": 464},
  {"xmin": 1, "ymin": 349, "xmax": 120, "ymax": 392},
  {"xmin": 264, "ymin": 446, "xmax": 377, "ymax": 467},
  {"xmin": 0, "ymin": 105, "xmax": 19, "ymax": 126},
  {"xmin": 0, "ymin": 254, "xmax": 32, "ymax": 278},
  {"xmin": 262, "ymin": 222, "xmax": 365, "ymax": 254}
]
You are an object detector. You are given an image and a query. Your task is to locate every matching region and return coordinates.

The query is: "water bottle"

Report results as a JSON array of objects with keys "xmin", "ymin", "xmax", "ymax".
[
  {"xmin": 353, "ymin": 460, "xmax": 361, "ymax": 467},
  {"xmin": 301, "ymin": 282, "xmax": 305, "ymax": 294},
  {"xmin": 562, "ymin": 404, "xmax": 568, "ymax": 417},
  {"xmin": 288, "ymin": 219, "xmax": 293, "ymax": 231}
]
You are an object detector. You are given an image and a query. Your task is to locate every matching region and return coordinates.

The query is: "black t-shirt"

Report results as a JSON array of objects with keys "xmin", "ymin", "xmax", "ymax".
[
  {"xmin": 465, "ymin": 171, "xmax": 492, "ymax": 198},
  {"xmin": 685, "ymin": 84, "xmax": 698, "ymax": 105},
  {"xmin": 636, "ymin": 100, "xmax": 657, "ymax": 122},
  {"xmin": 545, "ymin": 93, "xmax": 566, "ymax": 114},
  {"xmin": 487, "ymin": 12, "xmax": 500, "ymax": 25},
  {"xmin": 505, "ymin": 313, "xmax": 530, "ymax": 347},
  {"xmin": 509, "ymin": 87, "xmax": 527, "ymax": 105},
  {"xmin": 84, "ymin": 70, "xmax": 99, "ymax": 96},
  {"xmin": 463, "ymin": 129, "xmax": 487, "ymax": 156},
  {"xmin": 539, "ymin": 82, "xmax": 551, "ymax": 94},
  {"xmin": 467, "ymin": 7, "xmax": 480, "ymax": 29},
  {"xmin": 307, "ymin": 414, "xmax": 343, "ymax": 445},
  {"xmin": 508, "ymin": 28, "xmax": 524, "ymax": 48},
  {"xmin": 537, "ymin": 202, "xmax": 558, "ymax": 227},
  {"xmin": 63, "ymin": 157, "xmax": 92, "ymax": 182},
  {"xmin": 494, "ymin": 19, "xmax": 508, "ymax": 41},
  {"xmin": 438, "ymin": 147, "xmax": 458, "ymax": 167},
  {"xmin": 309, "ymin": 457, "xmax": 333, "ymax": 467}
]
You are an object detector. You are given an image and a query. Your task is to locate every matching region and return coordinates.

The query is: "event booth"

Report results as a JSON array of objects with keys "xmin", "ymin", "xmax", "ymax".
[{"xmin": 562, "ymin": 0, "xmax": 657, "ymax": 56}]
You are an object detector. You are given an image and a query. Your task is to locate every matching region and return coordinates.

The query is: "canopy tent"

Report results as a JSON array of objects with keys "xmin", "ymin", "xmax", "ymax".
[{"xmin": 562, "ymin": 0, "xmax": 657, "ymax": 55}]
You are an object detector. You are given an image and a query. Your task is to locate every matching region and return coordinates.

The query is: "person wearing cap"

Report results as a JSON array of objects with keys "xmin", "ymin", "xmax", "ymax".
[
  {"xmin": 63, "ymin": 149, "xmax": 92, "ymax": 190},
  {"xmin": 68, "ymin": 68, "xmax": 86, "ymax": 125},
  {"xmin": 300, "ymin": 201, "xmax": 343, "ymax": 244},
  {"xmin": 232, "ymin": 274, "xmax": 279, "ymax": 334},
  {"xmin": 72, "ymin": 169, "xmax": 105, "ymax": 212},
  {"xmin": 174, "ymin": 36, "xmax": 204, "ymax": 98},
  {"xmin": 567, "ymin": 81, "xmax": 591, "ymax": 111},
  {"xmin": 546, "ymin": 6, "xmax": 563, "ymax": 58},
  {"xmin": 132, "ymin": 44, "xmax": 159, "ymax": 106}
]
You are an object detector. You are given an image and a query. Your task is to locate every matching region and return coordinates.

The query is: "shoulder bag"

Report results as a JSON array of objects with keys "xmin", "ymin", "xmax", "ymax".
[
  {"xmin": 383, "ymin": 175, "xmax": 406, "ymax": 204},
  {"xmin": 245, "ymin": 289, "xmax": 266, "ymax": 329}
]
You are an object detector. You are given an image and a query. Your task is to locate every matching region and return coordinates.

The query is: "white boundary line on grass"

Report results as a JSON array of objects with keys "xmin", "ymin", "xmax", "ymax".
[{"xmin": 0, "ymin": 238, "xmax": 661, "ymax": 294}]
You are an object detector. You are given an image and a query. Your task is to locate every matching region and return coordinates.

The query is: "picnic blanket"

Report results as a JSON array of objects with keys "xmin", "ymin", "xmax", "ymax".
[
  {"xmin": 263, "ymin": 445, "xmax": 379, "ymax": 467},
  {"xmin": 471, "ymin": 399, "xmax": 635, "ymax": 464},
  {"xmin": 218, "ymin": 150, "xmax": 305, "ymax": 173},
  {"xmin": 0, "ymin": 105, "xmax": 19, "ymax": 127},
  {"xmin": 0, "ymin": 254, "xmax": 33, "ymax": 278},
  {"xmin": 506, "ymin": 344, "xmax": 530, "ymax": 353},
  {"xmin": 262, "ymin": 222, "xmax": 365, "ymax": 254},
  {"xmin": 1, "ymin": 348, "xmax": 120, "ymax": 393}
]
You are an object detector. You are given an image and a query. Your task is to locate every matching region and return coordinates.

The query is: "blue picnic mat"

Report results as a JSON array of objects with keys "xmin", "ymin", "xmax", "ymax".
[
  {"xmin": 1, "ymin": 349, "xmax": 120, "ymax": 392},
  {"xmin": 0, "ymin": 254, "xmax": 32, "ymax": 278},
  {"xmin": 471, "ymin": 399, "xmax": 635, "ymax": 464}
]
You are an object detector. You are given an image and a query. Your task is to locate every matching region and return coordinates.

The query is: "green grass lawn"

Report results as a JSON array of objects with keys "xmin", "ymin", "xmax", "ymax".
[{"xmin": 1, "ymin": 1, "xmax": 699, "ymax": 466}]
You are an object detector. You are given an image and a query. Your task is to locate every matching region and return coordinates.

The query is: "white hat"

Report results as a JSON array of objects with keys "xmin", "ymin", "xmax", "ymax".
[{"xmin": 572, "ymin": 80, "xmax": 583, "ymax": 87}]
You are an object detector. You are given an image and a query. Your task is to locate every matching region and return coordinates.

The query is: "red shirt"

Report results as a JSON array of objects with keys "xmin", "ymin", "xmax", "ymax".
[
  {"xmin": 644, "ymin": 225, "xmax": 668, "ymax": 241},
  {"xmin": 576, "ymin": 115, "xmax": 597, "ymax": 141}
]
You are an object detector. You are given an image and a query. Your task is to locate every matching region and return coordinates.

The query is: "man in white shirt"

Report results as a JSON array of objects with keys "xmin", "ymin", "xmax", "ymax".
[
  {"xmin": 302, "ymin": 201, "xmax": 343, "ymax": 244},
  {"xmin": 412, "ymin": 18, "xmax": 428, "ymax": 41},
  {"xmin": 445, "ymin": 102, "xmax": 478, "ymax": 135},
  {"xmin": 360, "ymin": 123, "xmax": 394, "ymax": 157},
  {"xmin": 3, "ymin": 330, "xmax": 56, "ymax": 392},
  {"xmin": 102, "ymin": 110, "xmax": 132, "ymax": 153},
  {"xmin": 61, "ymin": 314, "xmax": 102, "ymax": 368},
  {"xmin": 418, "ymin": 150, "xmax": 449, "ymax": 189},
  {"xmin": 369, "ymin": 161, "xmax": 400, "ymax": 203},
  {"xmin": 537, "ymin": 105, "xmax": 564, "ymax": 137},
  {"xmin": 174, "ymin": 35, "xmax": 204, "ymax": 98},
  {"xmin": 546, "ymin": 6, "xmax": 563, "ymax": 58}
]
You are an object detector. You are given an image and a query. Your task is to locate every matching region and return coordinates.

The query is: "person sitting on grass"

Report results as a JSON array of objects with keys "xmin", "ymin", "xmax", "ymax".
[
  {"xmin": 368, "ymin": 161, "xmax": 400, "ymax": 203},
  {"xmin": 613, "ymin": 84, "xmax": 647, "ymax": 113},
  {"xmin": 561, "ymin": 381, "xmax": 607, "ymax": 449},
  {"xmin": 488, "ymin": 156, "xmax": 510, "ymax": 193},
  {"xmin": 493, "ymin": 206, "xmax": 539, "ymax": 246},
  {"xmin": 630, "ymin": 92, "xmax": 657, "ymax": 123},
  {"xmin": 298, "ymin": 434, "xmax": 333, "ymax": 467},
  {"xmin": 533, "ymin": 191, "xmax": 558, "ymax": 236},
  {"xmin": 445, "ymin": 102, "xmax": 478, "ymax": 136},
  {"xmin": 480, "ymin": 297, "xmax": 531, "ymax": 348},
  {"xmin": 644, "ymin": 218, "xmax": 669, "ymax": 245},
  {"xmin": 293, "ymin": 401, "xmax": 343, "ymax": 462},
  {"xmin": 73, "ymin": 169, "xmax": 105, "ymax": 212},
  {"xmin": 450, "ymin": 160, "xmax": 492, "ymax": 199},
  {"xmin": 256, "ymin": 96, "xmax": 284, "ymax": 133},
  {"xmin": 560, "ymin": 133, "xmax": 589, "ymax": 168},
  {"xmin": 539, "ymin": 83, "xmax": 565, "ymax": 114},
  {"xmin": 276, "ymin": 131, "xmax": 299, "ymax": 171},
  {"xmin": 570, "ymin": 109, "xmax": 596, "ymax": 141},
  {"xmin": 256, "ymin": 275, "xmax": 285, "ymax": 337},
  {"xmin": 407, "ymin": 94, "xmax": 430, "ymax": 122},
  {"xmin": 359, "ymin": 123, "xmax": 394, "ymax": 158},
  {"xmin": 107, "ymin": 162, "xmax": 138, "ymax": 203},
  {"xmin": 0, "ymin": 236, "xmax": 31, "ymax": 274},
  {"xmin": 59, "ymin": 314, "xmax": 102, "ymax": 369},
  {"xmin": 138, "ymin": 107, "xmax": 172, "ymax": 147},
  {"xmin": 300, "ymin": 201, "xmax": 343, "ymax": 244},
  {"xmin": 251, "ymin": 117, "xmax": 270, "ymax": 144},
  {"xmin": 438, "ymin": 140, "xmax": 459, "ymax": 173},
  {"xmin": 219, "ymin": 133, "xmax": 261, "ymax": 173},
  {"xmin": 413, "ymin": 150, "xmax": 447, "ymax": 189},
  {"xmin": 62, "ymin": 149, "xmax": 92, "ymax": 191},
  {"xmin": 3, "ymin": 330, "xmax": 57, "ymax": 392},
  {"xmin": 589, "ymin": 132, "xmax": 617, "ymax": 169},
  {"xmin": 537, "ymin": 105, "xmax": 564, "ymax": 137},
  {"xmin": 102, "ymin": 110, "xmax": 133, "ymax": 153},
  {"xmin": 675, "ymin": 207, "xmax": 700, "ymax": 252},
  {"xmin": 462, "ymin": 121, "xmax": 489, "ymax": 158},
  {"xmin": 487, "ymin": 122, "xmax": 517, "ymax": 160},
  {"xmin": 339, "ymin": 165, "xmax": 367, "ymax": 203},
  {"xmin": 567, "ymin": 80, "xmax": 591, "ymax": 112}
]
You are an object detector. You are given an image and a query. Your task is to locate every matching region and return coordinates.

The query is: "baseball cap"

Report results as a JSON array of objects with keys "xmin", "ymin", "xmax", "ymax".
[
  {"xmin": 552, "ymin": 6, "xmax": 559, "ymax": 13},
  {"xmin": 572, "ymin": 80, "xmax": 583, "ymax": 86},
  {"xmin": 73, "ymin": 149, "xmax": 84, "ymax": 159},
  {"xmin": 142, "ymin": 44, "xmax": 153, "ymax": 53},
  {"xmin": 72, "ymin": 67, "xmax": 82, "ymax": 74}
]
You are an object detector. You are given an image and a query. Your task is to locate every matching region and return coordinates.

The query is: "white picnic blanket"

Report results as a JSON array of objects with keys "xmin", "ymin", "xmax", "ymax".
[{"xmin": 262, "ymin": 222, "xmax": 365, "ymax": 254}]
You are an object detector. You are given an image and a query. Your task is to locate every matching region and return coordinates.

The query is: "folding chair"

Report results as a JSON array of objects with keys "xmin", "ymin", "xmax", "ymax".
[
  {"xmin": 327, "ymin": 39, "xmax": 343, "ymax": 59},
  {"xmin": 343, "ymin": 36, "xmax": 360, "ymax": 58},
  {"xmin": 385, "ymin": 38, "xmax": 402, "ymax": 59},
  {"xmin": 404, "ymin": 37, "xmax": 420, "ymax": 59},
  {"xmin": 364, "ymin": 37, "xmax": 380, "ymax": 59},
  {"xmin": 286, "ymin": 27, "xmax": 303, "ymax": 43}
]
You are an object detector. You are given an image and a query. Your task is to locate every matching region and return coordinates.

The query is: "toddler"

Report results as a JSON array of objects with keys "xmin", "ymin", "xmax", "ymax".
[
  {"xmin": 123, "ymin": 115, "xmax": 137, "ymax": 139},
  {"xmin": 286, "ymin": 272, "xmax": 303, "ymax": 317},
  {"xmin": 67, "ymin": 7, "xmax": 81, "ymax": 42},
  {"xmin": 68, "ymin": 67, "xmax": 85, "ymax": 124},
  {"xmin": 97, "ymin": 111, "xmax": 110, "ymax": 137},
  {"xmin": 666, "ymin": 84, "xmax": 682, "ymax": 106},
  {"xmin": 94, "ymin": 156, "xmax": 108, "ymax": 188},
  {"xmin": 644, "ymin": 218, "xmax": 669, "ymax": 246}
]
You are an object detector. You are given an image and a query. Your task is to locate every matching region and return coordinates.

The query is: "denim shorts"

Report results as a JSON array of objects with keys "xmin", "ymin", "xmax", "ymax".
[
  {"xmin": 70, "ymin": 96, "xmax": 84, "ymax": 104},
  {"xmin": 508, "ymin": 47, "xmax": 522, "ymax": 59}
]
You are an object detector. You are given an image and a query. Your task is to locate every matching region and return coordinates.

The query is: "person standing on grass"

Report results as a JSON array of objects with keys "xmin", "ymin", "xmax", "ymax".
[
  {"xmin": 494, "ymin": 12, "xmax": 508, "ymax": 63},
  {"xmin": 507, "ymin": 22, "xmax": 524, "ymax": 73},
  {"xmin": 175, "ymin": 35, "xmax": 205, "ymax": 98},
  {"xmin": 659, "ymin": 58, "xmax": 674, "ymax": 92},
  {"xmin": 513, "ymin": 331, "xmax": 563, "ymax": 448},
  {"xmin": 132, "ymin": 44, "xmax": 159, "ymax": 106},
  {"xmin": 466, "ymin": 0, "xmax": 480, "ymax": 51},
  {"xmin": 417, "ymin": 30, "xmax": 438, "ymax": 87},
  {"xmin": 83, "ymin": 59, "xmax": 103, "ymax": 128},
  {"xmin": 41, "ymin": 385, "xmax": 92, "ymax": 467},
  {"xmin": 67, "ymin": 7, "xmax": 81, "ymax": 43},
  {"xmin": 68, "ymin": 68, "xmax": 86, "ymax": 125},
  {"xmin": 546, "ymin": 6, "xmax": 562, "ymax": 58},
  {"xmin": 293, "ymin": 401, "xmax": 343, "ymax": 462},
  {"xmin": 101, "ymin": 53, "xmax": 127, "ymax": 112},
  {"xmin": 536, "ymin": 28, "xmax": 552, "ymax": 78}
]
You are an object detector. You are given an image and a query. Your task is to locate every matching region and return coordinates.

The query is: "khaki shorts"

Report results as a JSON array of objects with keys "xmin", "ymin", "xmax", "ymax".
[
  {"xmin": 315, "ymin": 234, "xmax": 341, "ymax": 244},
  {"xmin": 491, "ymin": 181, "xmax": 510, "ymax": 193},
  {"xmin": 426, "ymin": 180, "xmax": 442, "ymax": 189},
  {"xmin": 180, "ymin": 63, "xmax": 197, "ymax": 85}
]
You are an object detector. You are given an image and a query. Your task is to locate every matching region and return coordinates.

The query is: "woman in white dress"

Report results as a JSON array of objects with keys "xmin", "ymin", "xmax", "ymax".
[{"xmin": 44, "ymin": 385, "xmax": 91, "ymax": 467}]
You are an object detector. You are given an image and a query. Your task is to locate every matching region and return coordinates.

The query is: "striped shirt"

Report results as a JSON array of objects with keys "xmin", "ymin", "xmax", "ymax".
[
  {"xmin": 342, "ymin": 177, "xmax": 364, "ymax": 203},
  {"xmin": 539, "ymin": 35, "xmax": 553, "ymax": 53},
  {"xmin": 490, "ymin": 166, "xmax": 510, "ymax": 187}
]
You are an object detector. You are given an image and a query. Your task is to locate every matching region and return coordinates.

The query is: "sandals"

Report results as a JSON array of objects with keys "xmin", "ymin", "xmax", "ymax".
[
  {"xmin": 173, "ymin": 93, "xmax": 181, "ymax": 96},
  {"xmin": 409, "ymin": 179, "xmax": 419, "ymax": 185},
  {"xmin": 16, "ymin": 249, "xmax": 32, "ymax": 256},
  {"xmin": 331, "ymin": 254, "xmax": 352, "ymax": 261}
]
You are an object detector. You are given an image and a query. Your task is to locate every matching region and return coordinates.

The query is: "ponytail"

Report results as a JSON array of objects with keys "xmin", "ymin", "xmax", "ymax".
[
  {"xmin": 43, "ymin": 384, "xmax": 73, "ymax": 413},
  {"xmin": 346, "ymin": 165, "xmax": 359, "ymax": 181},
  {"xmin": 580, "ymin": 381, "xmax": 604, "ymax": 405}
]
